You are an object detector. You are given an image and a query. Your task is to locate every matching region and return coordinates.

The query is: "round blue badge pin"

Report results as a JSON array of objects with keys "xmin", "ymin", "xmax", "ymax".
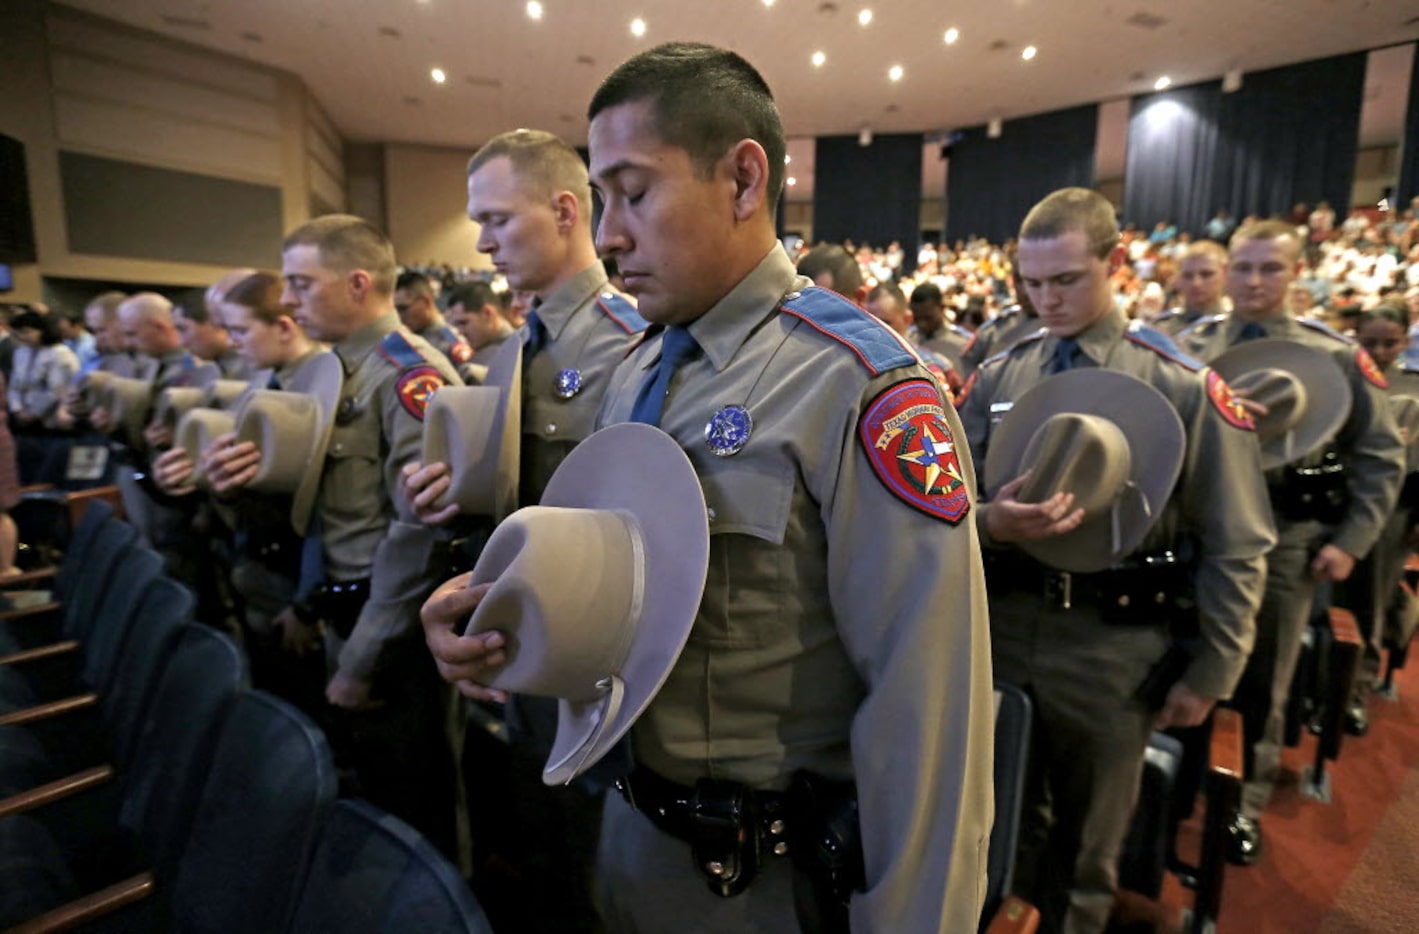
[
  {"xmin": 554, "ymin": 368, "xmax": 583, "ymax": 400},
  {"xmin": 705, "ymin": 405, "xmax": 753, "ymax": 456}
]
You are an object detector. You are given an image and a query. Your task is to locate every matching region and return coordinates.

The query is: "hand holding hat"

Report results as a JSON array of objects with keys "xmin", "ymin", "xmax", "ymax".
[{"xmin": 1210, "ymin": 338, "xmax": 1350, "ymax": 470}]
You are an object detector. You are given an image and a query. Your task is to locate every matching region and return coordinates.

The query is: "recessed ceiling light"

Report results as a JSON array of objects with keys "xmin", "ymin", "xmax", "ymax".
[
  {"xmin": 888, "ymin": 64, "xmax": 904, "ymax": 82},
  {"xmin": 811, "ymin": 50, "xmax": 826, "ymax": 67},
  {"xmin": 944, "ymin": 27, "xmax": 959, "ymax": 45},
  {"xmin": 784, "ymin": 154, "xmax": 792, "ymax": 164},
  {"xmin": 858, "ymin": 9, "xmax": 873, "ymax": 26},
  {"xmin": 787, "ymin": 176, "xmax": 797, "ymax": 186},
  {"xmin": 763, "ymin": 0, "xmax": 776, "ymax": 6},
  {"xmin": 1154, "ymin": 75, "xmax": 1172, "ymax": 90},
  {"xmin": 526, "ymin": 1, "xmax": 543, "ymax": 20},
  {"xmin": 1021, "ymin": 45, "xmax": 1037, "ymax": 61},
  {"xmin": 430, "ymin": 67, "xmax": 447, "ymax": 84},
  {"xmin": 630, "ymin": 17, "xmax": 646, "ymax": 37}
]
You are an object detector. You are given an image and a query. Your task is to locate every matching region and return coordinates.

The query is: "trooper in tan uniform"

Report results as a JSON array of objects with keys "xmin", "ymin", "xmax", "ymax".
[
  {"xmin": 1152, "ymin": 240, "xmax": 1228, "ymax": 337},
  {"xmin": 444, "ymin": 280, "xmax": 515, "ymax": 384},
  {"xmin": 421, "ymin": 42, "xmax": 994, "ymax": 934},
  {"xmin": 1176, "ymin": 220, "xmax": 1404, "ymax": 861},
  {"xmin": 959, "ymin": 265, "xmax": 1040, "ymax": 374},
  {"xmin": 279, "ymin": 214, "xmax": 463, "ymax": 856},
  {"xmin": 403, "ymin": 128, "xmax": 648, "ymax": 934},
  {"xmin": 959, "ymin": 188, "xmax": 1274, "ymax": 934}
]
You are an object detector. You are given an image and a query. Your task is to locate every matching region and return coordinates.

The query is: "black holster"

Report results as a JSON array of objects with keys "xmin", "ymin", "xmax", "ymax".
[
  {"xmin": 296, "ymin": 578, "xmax": 371, "ymax": 640},
  {"xmin": 787, "ymin": 771, "xmax": 863, "ymax": 934}
]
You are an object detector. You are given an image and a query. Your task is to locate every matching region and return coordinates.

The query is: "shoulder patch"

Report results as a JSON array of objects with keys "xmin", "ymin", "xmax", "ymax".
[
  {"xmin": 1357, "ymin": 347, "xmax": 1389, "ymax": 389},
  {"xmin": 1205, "ymin": 369, "xmax": 1256, "ymax": 430},
  {"xmin": 378, "ymin": 329, "xmax": 435, "ymax": 371},
  {"xmin": 781, "ymin": 286, "xmax": 917, "ymax": 376},
  {"xmin": 396, "ymin": 365, "xmax": 445, "ymax": 421},
  {"xmin": 858, "ymin": 379, "xmax": 971, "ymax": 524},
  {"xmin": 1297, "ymin": 317, "xmax": 1352, "ymax": 343},
  {"xmin": 1125, "ymin": 324, "xmax": 1204, "ymax": 371},
  {"xmin": 982, "ymin": 328, "xmax": 1046, "ymax": 368},
  {"xmin": 596, "ymin": 291, "xmax": 650, "ymax": 335}
]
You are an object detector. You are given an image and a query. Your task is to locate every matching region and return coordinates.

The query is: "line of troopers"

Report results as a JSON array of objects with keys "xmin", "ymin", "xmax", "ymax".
[{"xmin": 53, "ymin": 45, "xmax": 1419, "ymax": 934}]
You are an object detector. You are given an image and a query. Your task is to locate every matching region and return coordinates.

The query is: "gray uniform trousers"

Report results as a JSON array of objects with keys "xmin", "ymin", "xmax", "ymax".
[
  {"xmin": 989, "ymin": 587, "xmax": 1169, "ymax": 934},
  {"xmin": 1235, "ymin": 517, "xmax": 1323, "ymax": 818}
]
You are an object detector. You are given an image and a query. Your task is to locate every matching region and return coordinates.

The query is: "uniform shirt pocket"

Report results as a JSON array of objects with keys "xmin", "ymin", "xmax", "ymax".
[{"xmin": 695, "ymin": 462, "xmax": 796, "ymax": 648}]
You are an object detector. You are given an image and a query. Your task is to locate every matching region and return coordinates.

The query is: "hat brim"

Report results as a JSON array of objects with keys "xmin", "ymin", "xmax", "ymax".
[
  {"xmin": 422, "ymin": 336, "xmax": 522, "ymax": 520},
  {"xmin": 984, "ymin": 369, "xmax": 1186, "ymax": 573},
  {"xmin": 175, "ymin": 407, "xmax": 240, "ymax": 487},
  {"xmin": 1209, "ymin": 339, "xmax": 1350, "ymax": 469},
  {"xmin": 285, "ymin": 352, "xmax": 343, "ymax": 537},
  {"xmin": 468, "ymin": 423, "xmax": 709, "ymax": 786},
  {"xmin": 156, "ymin": 387, "xmax": 207, "ymax": 428}
]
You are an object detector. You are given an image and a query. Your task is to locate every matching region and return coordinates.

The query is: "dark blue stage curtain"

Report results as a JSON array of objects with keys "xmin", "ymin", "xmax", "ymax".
[
  {"xmin": 944, "ymin": 105, "xmax": 1098, "ymax": 245},
  {"xmin": 1126, "ymin": 53, "xmax": 1366, "ymax": 234},
  {"xmin": 813, "ymin": 133, "xmax": 923, "ymax": 248},
  {"xmin": 1398, "ymin": 42, "xmax": 1419, "ymax": 206}
]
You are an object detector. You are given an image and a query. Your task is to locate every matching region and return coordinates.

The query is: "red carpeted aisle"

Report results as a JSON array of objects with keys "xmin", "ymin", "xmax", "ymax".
[{"xmin": 1203, "ymin": 657, "xmax": 1419, "ymax": 933}]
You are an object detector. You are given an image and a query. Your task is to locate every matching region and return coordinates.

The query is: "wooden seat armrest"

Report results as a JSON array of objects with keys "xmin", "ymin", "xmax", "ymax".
[
  {"xmin": 1208, "ymin": 708, "xmax": 1244, "ymax": 783},
  {"xmin": 0, "ymin": 602, "xmax": 63, "ymax": 624},
  {"xmin": 0, "ymin": 693, "xmax": 98, "ymax": 728},
  {"xmin": 0, "ymin": 640, "xmax": 80, "ymax": 666},
  {"xmin": 0, "ymin": 766, "xmax": 115, "ymax": 820},
  {"xmin": 4, "ymin": 872, "xmax": 155, "ymax": 934},
  {"xmin": 983, "ymin": 896, "xmax": 1040, "ymax": 934},
  {"xmin": 0, "ymin": 568, "xmax": 58, "ymax": 590}
]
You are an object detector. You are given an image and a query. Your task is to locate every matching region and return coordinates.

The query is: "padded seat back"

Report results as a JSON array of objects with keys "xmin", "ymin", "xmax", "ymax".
[
  {"xmin": 289, "ymin": 799, "xmax": 494, "ymax": 934},
  {"xmin": 64, "ymin": 518, "xmax": 138, "ymax": 640},
  {"xmin": 80, "ymin": 546, "xmax": 164, "ymax": 693},
  {"xmin": 101, "ymin": 578, "xmax": 196, "ymax": 765},
  {"xmin": 50, "ymin": 498, "xmax": 116, "ymax": 604},
  {"xmin": 985, "ymin": 683, "xmax": 1032, "ymax": 917},
  {"xmin": 1117, "ymin": 731, "xmax": 1184, "ymax": 898},
  {"xmin": 120, "ymin": 624, "xmax": 248, "ymax": 881},
  {"xmin": 170, "ymin": 691, "xmax": 337, "ymax": 934}
]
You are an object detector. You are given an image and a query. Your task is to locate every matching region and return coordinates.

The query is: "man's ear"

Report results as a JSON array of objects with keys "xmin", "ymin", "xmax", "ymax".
[
  {"xmin": 348, "ymin": 269, "xmax": 374, "ymax": 301},
  {"xmin": 551, "ymin": 190, "xmax": 580, "ymax": 232},
  {"xmin": 725, "ymin": 139, "xmax": 770, "ymax": 223},
  {"xmin": 853, "ymin": 284, "xmax": 870, "ymax": 308}
]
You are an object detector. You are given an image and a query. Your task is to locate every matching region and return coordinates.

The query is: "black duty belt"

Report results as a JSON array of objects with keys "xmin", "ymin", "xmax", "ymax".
[
  {"xmin": 985, "ymin": 551, "xmax": 1186, "ymax": 622},
  {"xmin": 298, "ymin": 578, "xmax": 371, "ymax": 640}
]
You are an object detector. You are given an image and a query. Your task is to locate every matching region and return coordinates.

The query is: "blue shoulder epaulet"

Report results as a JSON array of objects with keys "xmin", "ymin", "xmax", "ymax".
[
  {"xmin": 950, "ymin": 323, "xmax": 974, "ymax": 340},
  {"xmin": 1177, "ymin": 313, "xmax": 1225, "ymax": 340},
  {"xmin": 1297, "ymin": 317, "xmax": 1353, "ymax": 343},
  {"xmin": 779, "ymin": 286, "xmax": 916, "ymax": 376},
  {"xmin": 379, "ymin": 329, "xmax": 435, "ymax": 370},
  {"xmin": 982, "ymin": 327, "xmax": 1047, "ymax": 368},
  {"xmin": 595, "ymin": 290, "xmax": 650, "ymax": 335},
  {"xmin": 1126, "ymin": 322, "xmax": 1204, "ymax": 371}
]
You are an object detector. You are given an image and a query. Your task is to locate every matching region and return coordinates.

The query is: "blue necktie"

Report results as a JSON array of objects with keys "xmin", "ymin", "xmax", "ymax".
[
  {"xmin": 628, "ymin": 327, "xmax": 699, "ymax": 427},
  {"xmin": 522, "ymin": 309, "xmax": 548, "ymax": 362},
  {"xmin": 267, "ymin": 371, "xmax": 281, "ymax": 391},
  {"xmin": 1236, "ymin": 322, "xmax": 1266, "ymax": 343},
  {"xmin": 1051, "ymin": 337, "xmax": 1087, "ymax": 374}
]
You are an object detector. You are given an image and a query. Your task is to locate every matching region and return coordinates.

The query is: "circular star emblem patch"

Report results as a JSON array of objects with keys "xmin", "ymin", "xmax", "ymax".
[
  {"xmin": 396, "ymin": 365, "xmax": 445, "ymax": 421},
  {"xmin": 1357, "ymin": 347, "xmax": 1389, "ymax": 389},
  {"xmin": 859, "ymin": 379, "xmax": 970, "ymax": 524},
  {"xmin": 1206, "ymin": 369, "xmax": 1255, "ymax": 430},
  {"xmin": 554, "ymin": 367, "xmax": 583, "ymax": 400},
  {"xmin": 705, "ymin": 405, "xmax": 753, "ymax": 456}
]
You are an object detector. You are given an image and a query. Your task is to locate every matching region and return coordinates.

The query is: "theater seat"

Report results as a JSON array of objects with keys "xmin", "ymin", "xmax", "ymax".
[
  {"xmin": 982, "ymin": 683, "xmax": 1040, "ymax": 934},
  {"xmin": 289, "ymin": 799, "xmax": 494, "ymax": 933}
]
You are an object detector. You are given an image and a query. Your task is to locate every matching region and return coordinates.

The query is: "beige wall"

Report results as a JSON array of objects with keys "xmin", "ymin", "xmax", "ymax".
[
  {"xmin": 0, "ymin": 0, "xmax": 344, "ymax": 302},
  {"xmin": 1352, "ymin": 145, "xmax": 1401, "ymax": 209},
  {"xmin": 384, "ymin": 144, "xmax": 490, "ymax": 271}
]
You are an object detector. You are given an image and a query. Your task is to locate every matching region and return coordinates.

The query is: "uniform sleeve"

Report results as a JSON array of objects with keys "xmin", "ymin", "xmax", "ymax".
[
  {"xmin": 956, "ymin": 365, "xmax": 1006, "ymax": 550},
  {"xmin": 337, "ymin": 362, "xmax": 463, "ymax": 681},
  {"xmin": 817, "ymin": 368, "xmax": 995, "ymax": 933},
  {"xmin": 1173, "ymin": 375, "xmax": 1275, "ymax": 698},
  {"xmin": 1329, "ymin": 351, "xmax": 1405, "ymax": 560}
]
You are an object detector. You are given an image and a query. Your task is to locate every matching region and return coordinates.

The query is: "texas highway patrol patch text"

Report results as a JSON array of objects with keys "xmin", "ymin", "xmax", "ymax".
[{"xmin": 859, "ymin": 379, "xmax": 971, "ymax": 524}]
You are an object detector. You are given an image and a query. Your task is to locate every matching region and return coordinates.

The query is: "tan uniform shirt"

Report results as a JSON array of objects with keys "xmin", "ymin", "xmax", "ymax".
[
  {"xmin": 321, "ymin": 311, "xmax": 462, "ymax": 680},
  {"xmin": 912, "ymin": 324, "xmax": 972, "ymax": 373},
  {"xmin": 1177, "ymin": 313, "xmax": 1404, "ymax": 560},
  {"xmin": 522, "ymin": 263, "xmax": 645, "ymax": 503},
  {"xmin": 959, "ymin": 305, "xmax": 1041, "ymax": 373},
  {"xmin": 598, "ymin": 247, "xmax": 995, "ymax": 933},
  {"xmin": 462, "ymin": 328, "xmax": 515, "ymax": 386},
  {"xmin": 960, "ymin": 311, "xmax": 1276, "ymax": 698}
]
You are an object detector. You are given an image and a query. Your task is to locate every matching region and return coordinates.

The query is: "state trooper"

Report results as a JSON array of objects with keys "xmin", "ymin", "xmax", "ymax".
[
  {"xmin": 959, "ymin": 264, "xmax": 1041, "ymax": 374},
  {"xmin": 1176, "ymin": 219, "xmax": 1404, "ymax": 863},
  {"xmin": 279, "ymin": 214, "xmax": 463, "ymax": 857},
  {"xmin": 1152, "ymin": 240, "xmax": 1228, "ymax": 337},
  {"xmin": 403, "ymin": 128, "xmax": 648, "ymax": 933},
  {"xmin": 421, "ymin": 42, "xmax": 994, "ymax": 933},
  {"xmin": 393, "ymin": 270, "xmax": 475, "ymax": 373},
  {"xmin": 958, "ymin": 187, "xmax": 1274, "ymax": 934}
]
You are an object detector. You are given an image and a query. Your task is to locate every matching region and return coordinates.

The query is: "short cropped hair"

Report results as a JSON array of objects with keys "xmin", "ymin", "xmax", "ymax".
[
  {"xmin": 467, "ymin": 129, "xmax": 593, "ymax": 220},
  {"xmin": 223, "ymin": 271, "xmax": 290, "ymax": 325},
  {"xmin": 282, "ymin": 214, "xmax": 398, "ymax": 296},
  {"xmin": 395, "ymin": 270, "xmax": 436, "ymax": 299},
  {"xmin": 445, "ymin": 280, "xmax": 498, "ymax": 312},
  {"xmin": 1019, "ymin": 188, "xmax": 1120, "ymax": 259},
  {"xmin": 868, "ymin": 282, "xmax": 907, "ymax": 307},
  {"xmin": 1360, "ymin": 299, "xmax": 1408, "ymax": 332},
  {"xmin": 1230, "ymin": 219, "xmax": 1303, "ymax": 260},
  {"xmin": 797, "ymin": 245, "xmax": 863, "ymax": 296},
  {"xmin": 85, "ymin": 290, "xmax": 127, "ymax": 321},
  {"xmin": 1180, "ymin": 239, "xmax": 1228, "ymax": 266},
  {"xmin": 910, "ymin": 282, "xmax": 944, "ymax": 306},
  {"xmin": 173, "ymin": 288, "xmax": 212, "ymax": 324},
  {"xmin": 587, "ymin": 42, "xmax": 786, "ymax": 208}
]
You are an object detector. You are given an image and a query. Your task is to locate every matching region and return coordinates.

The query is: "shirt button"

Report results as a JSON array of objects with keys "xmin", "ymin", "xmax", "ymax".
[
  {"xmin": 783, "ymin": 290, "xmax": 802, "ymax": 302},
  {"xmin": 333, "ymin": 443, "xmax": 343, "ymax": 453},
  {"xmin": 707, "ymin": 507, "xmax": 717, "ymax": 521},
  {"xmin": 546, "ymin": 423, "xmax": 557, "ymax": 436}
]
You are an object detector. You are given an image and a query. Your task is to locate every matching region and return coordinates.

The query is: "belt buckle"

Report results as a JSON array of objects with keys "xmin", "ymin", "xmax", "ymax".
[{"xmin": 1045, "ymin": 570, "xmax": 1073, "ymax": 609}]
